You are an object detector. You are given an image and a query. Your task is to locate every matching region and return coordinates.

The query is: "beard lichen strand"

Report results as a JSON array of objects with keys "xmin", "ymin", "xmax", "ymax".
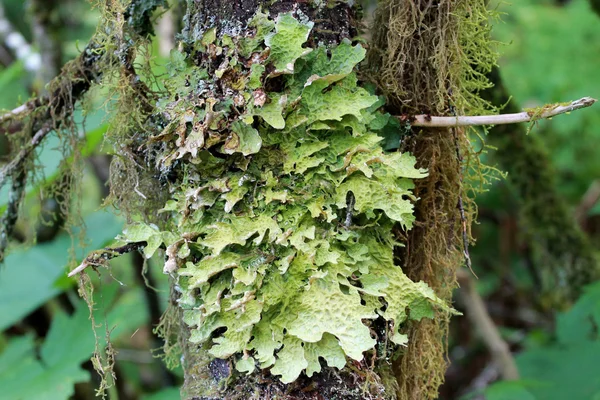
[
  {"xmin": 107, "ymin": 4, "xmax": 459, "ymax": 399},
  {"xmin": 367, "ymin": 1, "xmax": 498, "ymax": 399}
]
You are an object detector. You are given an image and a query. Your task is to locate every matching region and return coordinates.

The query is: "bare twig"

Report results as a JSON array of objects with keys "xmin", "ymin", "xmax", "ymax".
[
  {"xmin": 462, "ymin": 362, "xmax": 500, "ymax": 400},
  {"xmin": 0, "ymin": 152, "xmax": 27, "ymax": 262},
  {"xmin": 575, "ymin": 180, "xmax": 600, "ymax": 228},
  {"xmin": 68, "ymin": 242, "xmax": 146, "ymax": 277},
  {"xmin": 408, "ymin": 97, "xmax": 596, "ymax": 127},
  {"xmin": 0, "ymin": 122, "xmax": 53, "ymax": 188},
  {"xmin": 453, "ymin": 128, "xmax": 476, "ymax": 278},
  {"xmin": 457, "ymin": 269, "xmax": 519, "ymax": 380}
]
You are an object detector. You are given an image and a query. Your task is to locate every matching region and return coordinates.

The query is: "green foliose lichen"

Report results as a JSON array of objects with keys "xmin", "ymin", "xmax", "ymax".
[{"xmin": 118, "ymin": 12, "xmax": 453, "ymax": 384}]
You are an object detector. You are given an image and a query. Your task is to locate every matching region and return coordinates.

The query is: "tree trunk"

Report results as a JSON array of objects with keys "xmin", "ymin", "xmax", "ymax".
[{"xmin": 174, "ymin": 1, "xmax": 390, "ymax": 398}]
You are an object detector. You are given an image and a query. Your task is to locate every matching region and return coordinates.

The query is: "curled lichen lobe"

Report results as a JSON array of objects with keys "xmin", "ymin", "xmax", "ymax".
[{"xmin": 119, "ymin": 12, "xmax": 452, "ymax": 384}]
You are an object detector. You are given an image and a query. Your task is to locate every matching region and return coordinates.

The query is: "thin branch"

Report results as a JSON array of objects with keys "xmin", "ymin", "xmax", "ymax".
[
  {"xmin": 0, "ymin": 99, "xmax": 44, "ymax": 125},
  {"xmin": 0, "ymin": 122, "xmax": 53, "ymax": 189},
  {"xmin": 0, "ymin": 152, "xmax": 27, "ymax": 262},
  {"xmin": 457, "ymin": 269, "xmax": 519, "ymax": 381},
  {"xmin": 453, "ymin": 128, "xmax": 476, "ymax": 278},
  {"xmin": 407, "ymin": 97, "xmax": 596, "ymax": 127},
  {"xmin": 575, "ymin": 180, "xmax": 600, "ymax": 228},
  {"xmin": 68, "ymin": 242, "xmax": 146, "ymax": 277},
  {"xmin": 0, "ymin": 2, "xmax": 41, "ymax": 72}
]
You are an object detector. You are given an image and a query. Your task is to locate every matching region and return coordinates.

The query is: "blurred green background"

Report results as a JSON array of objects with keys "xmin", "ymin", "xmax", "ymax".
[{"xmin": 0, "ymin": 0, "xmax": 598, "ymax": 399}]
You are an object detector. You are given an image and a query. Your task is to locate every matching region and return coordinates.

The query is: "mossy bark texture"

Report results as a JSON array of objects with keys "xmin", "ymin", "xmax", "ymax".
[{"xmin": 368, "ymin": 1, "xmax": 496, "ymax": 398}]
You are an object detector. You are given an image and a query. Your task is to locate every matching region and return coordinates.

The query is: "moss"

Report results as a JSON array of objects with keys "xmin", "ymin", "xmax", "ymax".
[{"xmin": 367, "ymin": 1, "xmax": 499, "ymax": 398}]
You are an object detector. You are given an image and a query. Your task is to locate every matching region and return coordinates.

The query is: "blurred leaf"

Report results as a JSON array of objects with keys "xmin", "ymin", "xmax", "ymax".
[
  {"xmin": 486, "ymin": 282, "xmax": 600, "ymax": 400},
  {"xmin": 142, "ymin": 388, "xmax": 180, "ymax": 400},
  {"xmin": 0, "ymin": 118, "xmax": 108, "ymax": 210},
  {"xmin": 516, "ymin": 343, "xmax": 600, "ymax": 400},
  {"xmin": 40, "ymin": 303, "xmax": 96, "ymax": 366},
  {"xmin": 0, "ymin": 61, "xmax": 29, "ymax": 109},
  {"xmin": 493, "ymin": 0, "xmax": 600, "ymax": 202},
  {"xmin": 0, "ymin": 284, "xmax": 150, "ymax": 400},
  {"xmin": 485, "ymin": 381, "xmax": 537, "ymax": 400},
  {"xmin": 555, "ymin": 281, "xmax": 600, "ymax": 345},
  {"xmin": 0, "ymin": 307, "xmax": 92, "ymax": 400},
  {"xmin": 0, "ymin": 210, "xmax": 123, "ymax": 331}
]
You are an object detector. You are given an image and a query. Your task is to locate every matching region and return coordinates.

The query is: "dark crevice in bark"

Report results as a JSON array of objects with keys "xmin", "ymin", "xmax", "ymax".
[{"xmin": 185, "ymin": 0, "xmax": 356, "ymax": 44}]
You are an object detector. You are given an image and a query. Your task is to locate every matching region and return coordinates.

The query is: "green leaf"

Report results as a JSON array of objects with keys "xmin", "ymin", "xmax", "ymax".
[
  {"xmin": 0, "ymin": 305, "xmax": 93, "ymax": 400},
  {"xmin": 0, "ymin": 210, "xmax": 123, "ymax": 331},
  {"xmin": 304, "ymin": 333, "xmax": 346, "ymax": 377},
  {"xmin": 516, "ymin": 343, "xmax": 600, "ymax": 400},
  {"xmin": 120, "ymin": 223, "xmax": 164, "ymax": 258},
  {"xmin": 494, "ymin": 282, "xmax": 600, "ymax": 400},
  {"xmin": 40, "ymin": 304, "xmax": 96, "ymax": 366},
  {"xmin": 239, "ymin": 12, "xmax": 275, "ymax": 57},
  {"xmin": 248, "ymin": 64, "xmax": 265, "ymax": 89},
  {"xmin": 179, "ymin": 252, "xmax": 243, "ymax": 289},
  {"xmin": 201, "ymin": 27, "xmax": 217, "ymax": 47},
  {"xmin": 302, "ymin": 41, "xmax": 366, "ymax": 84},
  {"xmin": 555, "ymin": 280, "xmax": 600, "ymax": 346},
  {"xmin": 485, "ymin": 381, "xmax": 537, "ymax": 400},
  {"xmin": 253, "ymin": 93, "xmax": 286, "ymax": 129},
  {"xmin": 0, "ymin": 61, "xmax": 28, "ymax": 109},
  {"xmin": 235, "ymin": 356, "xmax": 256, "ymax": 375},
  {"xmin": 248, "ymin": 320, "xmax": 282, "ymax": 368},
  {"xmin": 0, "ymin": 287, "xmax": 149, "ymax": 400},
  {"xmin": 142, "ymin": 388, "xmax": 181, "ymax": 400}
]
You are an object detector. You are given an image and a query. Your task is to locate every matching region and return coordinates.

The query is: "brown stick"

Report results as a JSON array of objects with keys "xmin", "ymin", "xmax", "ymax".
[
  {"xmin": 67, "ymin": 242, "xmax": 146, "ymax": 277},
  {"xmin": 457, "ymin": 269, "xmax": 520, "ymax": 381},
  {"xmin": 575, "ymin": 180, "xmax": 600, "ymax": 228}
]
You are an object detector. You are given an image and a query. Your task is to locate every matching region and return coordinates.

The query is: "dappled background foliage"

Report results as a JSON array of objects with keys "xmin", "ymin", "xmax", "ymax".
[{"xmin": 0, "ymin": 0, "xmax": 599, "ymax": 399}]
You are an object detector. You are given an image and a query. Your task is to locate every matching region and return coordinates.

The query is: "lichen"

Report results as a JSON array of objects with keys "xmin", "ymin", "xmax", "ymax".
[{"xmin": 114, "ymin": 12, "xmax": 454, "ymax": 388}]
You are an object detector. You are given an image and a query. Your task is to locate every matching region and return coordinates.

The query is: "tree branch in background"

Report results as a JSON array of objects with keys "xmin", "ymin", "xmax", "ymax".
[
  {"xmin": 406, "ymin": 97, "xmax": 596, "ymax": 127},
  {"xmin": 0, "ymin": 122, "xmax": 53, "ymax": 188},
  {"xmin": 157, "ymin": 2, "xmax": 176, "ymax": 57},
  {"xmin": 0, "ymin": 99, "xmax": 44, "ymax": 125},
  {"xmin": 0, "ymin": 2, "xmax": 41, "ymax": 72},
  {"xmin": 575, "ymin": 180, "xmax": 600, "ymax": 229},
  {"xmin": 30, "ymin": 0, "xmax": 63, "ymax": 90},
  {"xmin": 0, "ymin": 149, "xmax": 28, "ymax": 263},
  {"xmin": 67, "ymin": 242, "xmax": 146, "ymax": 277},
  {"xmin": 457, "ymin": 269, "xmax": 520, "ymax": 381}
]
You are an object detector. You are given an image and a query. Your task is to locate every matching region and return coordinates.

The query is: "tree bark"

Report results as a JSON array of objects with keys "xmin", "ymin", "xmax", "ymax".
[{"xmin": 176, "ymin": 2, "xmax": 389, "ymax": 399}]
